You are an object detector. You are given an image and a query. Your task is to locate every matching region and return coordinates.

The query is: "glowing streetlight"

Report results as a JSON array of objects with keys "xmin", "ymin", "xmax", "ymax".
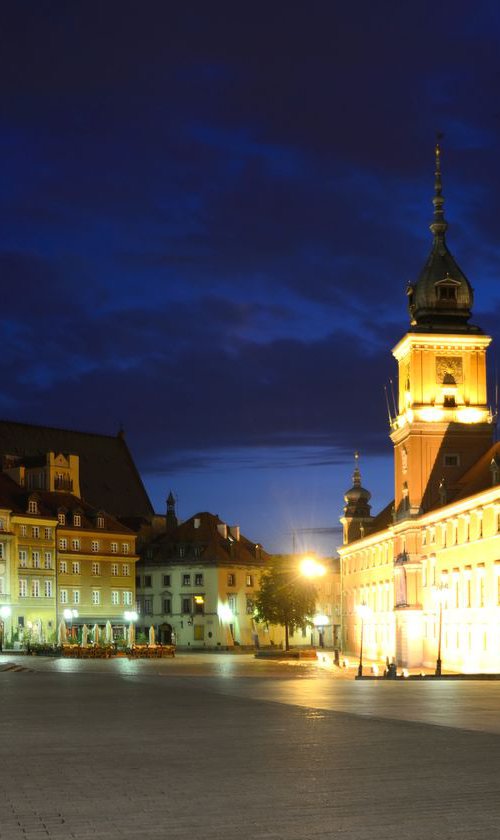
[
  {"xmin": 63, "ymin": 608, "xmax": 78, "ymax": 639},
  {"xmin": 300, "ymin": 556, "xmax": 326, "ymax": 579},
  {"xmin": 356, "ymin": 602, "xmax": 372, "ymax": 678},
  {"xmin": 432, "ymin": 583, "xmax": 449, "ymax": 676},
  {"xmin": 217, "ymin": 603, "xmax": 234, "ymax": 622},
  {"xmin": 0, "ymin": 606, "xmax": 11, "ymax": 619}
]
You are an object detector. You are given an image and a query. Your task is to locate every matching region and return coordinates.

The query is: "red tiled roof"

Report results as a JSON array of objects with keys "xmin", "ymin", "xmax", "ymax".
[
  {"xmin": 450, "ymin": 440, "xmax": 500, "ymax": 503},
  {"xmin": 147, "ymin": 512, "xmax": 269, "ymax": 567}
]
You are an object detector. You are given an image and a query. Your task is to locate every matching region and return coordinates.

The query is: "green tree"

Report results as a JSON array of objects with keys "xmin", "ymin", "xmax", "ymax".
[{"xmin": 254, "ymin": 559, "xmax": 317, "ymax": 650}]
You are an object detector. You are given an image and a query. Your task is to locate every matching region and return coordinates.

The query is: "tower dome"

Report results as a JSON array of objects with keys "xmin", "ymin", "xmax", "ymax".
[{"xmin": 406, "ymin": 140, "xmax": 481, "ymax": 334}]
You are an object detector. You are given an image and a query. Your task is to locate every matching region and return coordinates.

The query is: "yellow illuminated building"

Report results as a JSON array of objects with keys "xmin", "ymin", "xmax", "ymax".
[
  {"xmin": 0, "ymin": 485, "xmax": 57, "ymax": 646},
  {"xmin": 340, "ymin": 143, "xmax": 500, "ymax": 673},
  {"xmin": 0, "ymin": 452, "xmax": 138, "ymax": 644}
]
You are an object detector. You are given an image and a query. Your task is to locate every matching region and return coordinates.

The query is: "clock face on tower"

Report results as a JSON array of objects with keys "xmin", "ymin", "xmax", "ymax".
[{"xmin": 436, "ymin": 356, "xmax": 463, "ymax": 384}]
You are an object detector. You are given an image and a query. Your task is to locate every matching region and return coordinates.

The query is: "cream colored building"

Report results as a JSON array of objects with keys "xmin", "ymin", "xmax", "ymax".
[
  {"xmin": 340, "ymin": 144, "xmax": 500, "ymax": 673},
  {"xmin": 137, "ymin": 501, "xmax": 342, "ymax": 649},
  {"xmin": 137, "ymin": 506, "xmax": 269, "ymax": 648}
]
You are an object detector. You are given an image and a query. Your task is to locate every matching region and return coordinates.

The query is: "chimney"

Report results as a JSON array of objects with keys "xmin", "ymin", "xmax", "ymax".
[
  {"xmin": 194, "ymin": 517, "xmax": 201, "ymax": 529},
  {"xmin": 229, "ymin": 525, "xmax": 240, "ymax": 541},
  {"xmin": 217, "ymin": 523, "xmax": 228, "ymax": 538}
]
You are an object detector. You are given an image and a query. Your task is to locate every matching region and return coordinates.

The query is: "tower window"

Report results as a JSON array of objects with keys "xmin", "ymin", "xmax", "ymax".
[
  {"xmin": 436, "ymin": 284, "xmax": 457, "ymax": 302},
  {"xmin": 444, "ymin": 454, "xmax": 460, "ymax": 467}
]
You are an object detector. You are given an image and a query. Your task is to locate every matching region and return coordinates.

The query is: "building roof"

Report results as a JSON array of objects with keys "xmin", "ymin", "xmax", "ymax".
[
  {"xmin": 0, "ymin": 420, "xmax": 153, "ymax": 520},
  {"xmin": 451, "ymin": 441, "xmax": 500, "ymax": 503},
  {"xmin": 369, "ymin": 500, "xmax": 394, "ymax": 533},
  {"xmin": 0, "ymin": 472, "xmax": 134, "ymax": 534},
  {"xmin": 144, "ymin": 511, "xmax": 269, "ymax": 568}
]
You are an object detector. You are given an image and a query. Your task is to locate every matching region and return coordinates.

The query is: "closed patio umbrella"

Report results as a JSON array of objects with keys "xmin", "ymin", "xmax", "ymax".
[
  {"xmin": 81, "ymin": 624, "xmax": 89, "ymax": 647},
  {"xmin": 57, "ymin": 620, "xmax": 67, "ymax": 646},
  {"xmin": 127, "ymin": 622, "xmax": 135, "ymax": 648},
  {"xmin": 93, "ymin": 624, "xmax": 100, "ymax": 645},
  {"xmin": 149, "ymin": 625, "xmax": 156, "ymax": 646},
  {"xmin": 105, "ymin": 620, "xmax": 113, "ymax": 644}
]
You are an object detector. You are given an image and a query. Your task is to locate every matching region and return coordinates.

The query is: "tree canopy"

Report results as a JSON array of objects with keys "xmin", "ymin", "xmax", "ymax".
[{"xmin": 254, "ymin": 558, "xmax": 317, "ymax": 649}]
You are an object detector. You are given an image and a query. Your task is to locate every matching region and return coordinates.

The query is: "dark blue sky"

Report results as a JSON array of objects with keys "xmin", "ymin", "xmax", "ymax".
[{"xmin": 2, "ymin": 1, "xmax": 500, "ymax": 552}]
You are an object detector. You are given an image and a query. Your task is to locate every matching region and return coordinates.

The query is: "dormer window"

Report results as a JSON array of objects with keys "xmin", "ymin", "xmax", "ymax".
[
  {"xmin": 73, "ymin": 513, "xmax": 81, "ymax": 527},
  {"xmin": 28, "ymin": 499, "xmax": 38, "ymax": 515},
  {"xmin": 438, "ymin": 285, "xmax": 457, "ymax": 301},
  {"xmin": 435, "ymin": 276, "xmax": 459, "ymax": 304},
  {"xmin": 97, "ymin": 515, "xmax": 104, "ymax": 529},
  {"xmin": 58, "ymin": 512, "xmax": 66, "ymax": 526}
]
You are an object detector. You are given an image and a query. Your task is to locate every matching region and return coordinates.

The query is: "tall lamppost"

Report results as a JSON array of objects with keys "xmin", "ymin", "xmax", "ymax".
[
  {"xmin": 356, "ymin": 603, "xmax": 371, "ymax": 677},
  {"xmin": 300, "ymin": 557, "xmax": 326, "ymax": 648},
  {"xmin": 432, "ymin": 583, "xmax": 449, "ymax": 676}
]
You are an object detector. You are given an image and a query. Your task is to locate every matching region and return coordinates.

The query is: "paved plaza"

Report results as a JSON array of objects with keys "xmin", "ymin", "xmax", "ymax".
[{"xmin": 2, "ymin": 653, "xmax": 500, "ymax": 839}]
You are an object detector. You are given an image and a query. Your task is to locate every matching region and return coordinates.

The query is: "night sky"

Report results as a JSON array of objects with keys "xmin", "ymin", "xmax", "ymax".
[{"xmin": 2, "ymin": 2, "xmax": 500, "ymax": 554}]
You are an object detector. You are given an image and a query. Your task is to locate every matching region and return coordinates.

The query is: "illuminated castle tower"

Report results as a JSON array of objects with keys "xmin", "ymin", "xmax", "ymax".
[{"xmin": 390, "ymin": 141, "xmax": 493, "ymax": 518}]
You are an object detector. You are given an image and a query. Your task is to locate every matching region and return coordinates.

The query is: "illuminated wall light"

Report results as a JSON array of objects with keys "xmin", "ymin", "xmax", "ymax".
[
  {"xmin": 419, "ymin": 407, "xmax": 444, "ymax": 422},
  {"xmin": 456, "ymin": 407, "xmax": 484, "ymax": 424}
]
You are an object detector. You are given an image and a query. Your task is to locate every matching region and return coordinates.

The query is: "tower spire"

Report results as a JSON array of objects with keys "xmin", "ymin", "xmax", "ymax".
[
  {"xmin": 352, "ymin": 451, "xmax": 361, "ymax": 486},
  {"xmin": 430, "ymin": 133, "xmax": 448, "ymax": 240}
]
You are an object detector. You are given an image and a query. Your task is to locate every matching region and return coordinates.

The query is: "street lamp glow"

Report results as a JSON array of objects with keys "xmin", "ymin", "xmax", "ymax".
[
  {"xmin": 300, "ymin": 557, "xmax": 326, "ymax": 578},
  {"xmin": 217, "ymin": 603, "xmax": 234, "ymax": 622},
  {"xmin": 124, "ymin": 611, "xmax": 138, "ymax": 622},
  {"xmin": 63, "ymin": 609, "xmax": 78, "ymax": 620},
  {"xmin": 356, "ymin": 603, "xmax": 372, "ymax": 621},
  {"xmin": 313, "ymin": 614, "xmax": 329, "ymax": 627},
  {"xmin": 0, "ymin": 606, "xmax": 11, "ymax": 619}
]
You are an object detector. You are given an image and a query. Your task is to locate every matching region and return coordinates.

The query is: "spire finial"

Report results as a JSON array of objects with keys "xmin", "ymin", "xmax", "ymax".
[
  {"xmin": 430, "ymin": 132, "xmax": 448, "ymax": 239},
  {"xmin": 353, "ymin": 451, "xmax": 361, "ymax": 486}
]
